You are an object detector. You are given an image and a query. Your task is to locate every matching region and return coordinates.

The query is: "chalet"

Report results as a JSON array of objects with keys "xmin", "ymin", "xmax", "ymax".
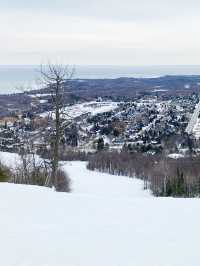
[{"xmin": 0, "ymin": 117, "xmax": 19, "ymax": 127}]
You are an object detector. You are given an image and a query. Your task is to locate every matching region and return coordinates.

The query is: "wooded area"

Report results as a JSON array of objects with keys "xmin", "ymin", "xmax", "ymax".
[{"xmin": 87, "ymin": 151, "xmax": 200, "ymax": 197}]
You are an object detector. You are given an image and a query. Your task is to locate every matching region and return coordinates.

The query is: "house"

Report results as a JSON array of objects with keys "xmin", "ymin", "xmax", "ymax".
[{"xmin": 0, "ymin": 117, "xmax": 19, "ymax": 127}]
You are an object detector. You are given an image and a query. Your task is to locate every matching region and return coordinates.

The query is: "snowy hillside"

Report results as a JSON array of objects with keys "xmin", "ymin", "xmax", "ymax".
[
  {"xmin": 0, "ymin": 152, "xmax": 200, "ymax": 266},
  {"xmin": 40, "ymin": 101, "xmax": 119, "ymax": 119},
  {"xmin": 63, "ymin": 161, "xmax": 150, "ymax": 198}
]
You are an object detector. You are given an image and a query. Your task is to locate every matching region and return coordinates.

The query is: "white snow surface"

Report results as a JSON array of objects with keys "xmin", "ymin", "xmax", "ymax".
[
  {"xmin": 0, "ymin": 151, "xmax": 43, "ymax": 171},
  {"xmin": 65, "ymin": 101, "xmax": 119, "ymax": 118},
  {"xmin": 168, "ymin": 153, "xmax": 185, "ymax": 159},
  {"xmin": 0, "ymin": 152, "xmax": 200, "ymax": 266},
  {"xmin": 40, "ymin": 101, "xmax": 119, "ymax": 119},
  {"xmin": 186, "ymin": 101, "xmax": 200, "ymax": 139},
  {"xmin": 62, "ymin": 161, "xmax": 150, "ymax": 198}
]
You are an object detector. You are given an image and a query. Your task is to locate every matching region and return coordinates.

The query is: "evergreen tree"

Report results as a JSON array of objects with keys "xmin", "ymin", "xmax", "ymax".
[{"xmin": 97, "ymin": 138, "xmax": 104, "ymax": 151}]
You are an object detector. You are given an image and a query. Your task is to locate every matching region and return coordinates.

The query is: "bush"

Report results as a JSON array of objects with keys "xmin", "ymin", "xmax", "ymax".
[
  {"xmin": 10, "ymin": 153, "xmax": 51, "ymax": 187},
  {"xmin": 11, "ymin": 165, "xmax": 51, "ymax": 187},
  {"xmin": 31, "ymin": 166, "xmax": 51, "ymax": 187},
  {"xmin": 38, "ymin": 148, "xmax": 89, "ymax": 161},
  {"xmin": 0, "ymin": 163, "xmax": 11, "ymax": 182},
  {"xmin": 54, "ymin": 169, "xmax": 71, "ymax": 192},
  {"xmin": 10, "ymin": 153, "xmax": 71, "ymax": 192}
]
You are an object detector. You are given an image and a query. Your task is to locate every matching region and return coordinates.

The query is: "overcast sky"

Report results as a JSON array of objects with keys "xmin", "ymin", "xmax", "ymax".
[{"xmin": 1, "ymin": 0, "xmax": 200, "ymax": 65}]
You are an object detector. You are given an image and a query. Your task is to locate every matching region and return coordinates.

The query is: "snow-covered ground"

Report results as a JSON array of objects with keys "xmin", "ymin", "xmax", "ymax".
[
  {"xmin": 186, "ymin": 101, "xmax": 200, "ymax": 139},
  {"xmin": 40, "ymin": 101, "xmax": 119, "ymax": 119},
  {"xmin": 62, "ymin": 161, "xmax": 150, "ymax": 198},
  {"xmin": 29, "ymin": 93, "xmax": 52, "ymax": 98},
  {"xmin": 65, "ymin": 101, "xmax": 119, "ymax": 118},
  {"xmin": 168, "ymin": 153, "xmax": 185, "ymax": 159},
  {"xmin": 0, "ymin": 152, "xmax": 200, "ymax": 266},
  {"xmin": 0, "ymin": 151, "xmax": 42, "ymax": 171}
]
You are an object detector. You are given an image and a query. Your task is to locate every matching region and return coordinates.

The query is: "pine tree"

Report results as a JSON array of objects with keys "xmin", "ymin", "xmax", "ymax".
[{"xmin": 97, "ymin": 138, "xmax": 104, "ymax": 151}]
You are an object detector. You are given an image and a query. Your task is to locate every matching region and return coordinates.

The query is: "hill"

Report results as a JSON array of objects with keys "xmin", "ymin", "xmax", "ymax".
[{"xmin": 0, "ymin": 153, "xmax": 199, "ymax": 266}]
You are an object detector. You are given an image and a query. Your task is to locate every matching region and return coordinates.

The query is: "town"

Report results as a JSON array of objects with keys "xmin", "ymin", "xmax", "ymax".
[{"xmin": 0, "ymin": 76, "xmax": 200, "ymax": 159}]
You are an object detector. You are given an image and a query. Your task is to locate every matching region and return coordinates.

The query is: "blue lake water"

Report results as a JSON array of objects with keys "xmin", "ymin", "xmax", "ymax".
[{"xmin": 1, "ymin": 65, "xmax": 200, "ymax": 94}]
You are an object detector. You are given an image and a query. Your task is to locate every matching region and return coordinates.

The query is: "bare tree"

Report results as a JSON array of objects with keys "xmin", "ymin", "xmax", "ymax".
[{"xmin": 40, "ymin": 63, "xmax": 74, "ymax": 188}]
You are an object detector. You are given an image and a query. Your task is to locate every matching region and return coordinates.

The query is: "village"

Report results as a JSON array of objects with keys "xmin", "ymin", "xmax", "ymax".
[{"xmin": 0, "ymin": 89, "xmax": 199, "ymax": 158}]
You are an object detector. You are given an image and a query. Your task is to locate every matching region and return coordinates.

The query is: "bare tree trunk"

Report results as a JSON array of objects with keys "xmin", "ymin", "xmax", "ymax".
[
  {"xmin": 51, "ymin": 80, "xmax": 60, "ymax": 187},
  {"xmin": 40, "ymin": 63, "xmax": 74, "ymax": 188}
]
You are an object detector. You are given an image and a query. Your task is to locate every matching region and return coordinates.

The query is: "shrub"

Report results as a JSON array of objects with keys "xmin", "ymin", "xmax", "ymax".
[
  {"xmin": 0, "ymin": 163, "xmax": 11, "ymax": 182},
  {"xmin": 54, "ymin": 169, "xmax": 71, "ymax": 192},
  {"xmin": 31, "ymin": 166, "xmax": 51, "ymax": 187},
  {"xmin": 11, "ymin": 165, "xmax": 51, "ymax": 187}
]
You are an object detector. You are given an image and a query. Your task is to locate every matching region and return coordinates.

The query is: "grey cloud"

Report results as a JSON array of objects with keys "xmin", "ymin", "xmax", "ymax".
[{"xmin": 1, "ymin": 0, "xmax": 200, "ymax": 65}]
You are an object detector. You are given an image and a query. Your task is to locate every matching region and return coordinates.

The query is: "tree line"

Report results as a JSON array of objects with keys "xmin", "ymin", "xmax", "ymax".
[{"xmin": 87, "ymin": 151, "xmax": 200, "ymax": 197}]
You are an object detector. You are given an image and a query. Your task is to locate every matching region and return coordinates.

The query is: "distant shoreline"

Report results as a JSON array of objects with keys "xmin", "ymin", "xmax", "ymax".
[{"xmin": 2, "ymin": 65, "xmax": 200, "ymax": 94}]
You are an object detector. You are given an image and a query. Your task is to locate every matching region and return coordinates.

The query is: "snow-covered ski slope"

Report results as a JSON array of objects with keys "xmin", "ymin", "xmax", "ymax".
[
  {"xmin": 63, "ymin": 161, "xmax": 150, "ymax": 198},
  {"xmin": 0, "ymin": 152, "xmax": 200, "ymax": 266}
]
